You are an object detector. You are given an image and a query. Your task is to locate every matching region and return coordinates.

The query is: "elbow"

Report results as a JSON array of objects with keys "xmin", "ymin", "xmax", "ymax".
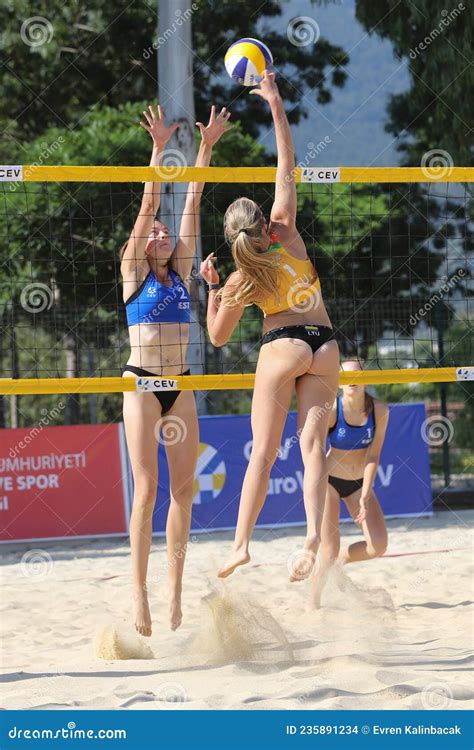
[
  {"xmin": 210, "ymin": 336, "xmax": 225, "ymax": 348},
  {"xmin": 209, "ymin": 331, "xmax": 227, "ymax": 348}
]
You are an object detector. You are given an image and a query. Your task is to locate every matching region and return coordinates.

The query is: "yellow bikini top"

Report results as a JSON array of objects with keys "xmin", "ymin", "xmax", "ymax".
[{"xmin": 256, "ymin": 242, "xmax": 321, "ymax": 317}]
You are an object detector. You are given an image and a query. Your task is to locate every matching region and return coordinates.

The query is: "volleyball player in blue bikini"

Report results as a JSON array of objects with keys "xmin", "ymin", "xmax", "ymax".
[
  {"xmin": 120, "ymin": 103, "xmax": 232, "ymax": 636},
  {"xmin": 312, "ymin": 360, "xmax": 389, "ymax": 605}
]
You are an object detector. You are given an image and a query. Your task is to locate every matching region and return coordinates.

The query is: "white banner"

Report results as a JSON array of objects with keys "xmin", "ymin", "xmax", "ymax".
[
  {"xmin": 456, "ymin": 366, "xmax": 474, "ymax": 381},
  {"xmin": 0, "ymin": 166, "xmax": 23, "ymax": 182},
  {"xmin": 300, "ymin": 167, "xmax": 340, "ymax": 183}
]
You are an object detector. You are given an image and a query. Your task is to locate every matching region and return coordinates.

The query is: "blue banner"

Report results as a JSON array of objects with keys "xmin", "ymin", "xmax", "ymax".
[
  {"xmin": 151, "ymin": 403, "xmax": 432, "ymax": 535},
  {"xmin": 0, "ymin": 710, "xmax": 471, "ymax": 749}
]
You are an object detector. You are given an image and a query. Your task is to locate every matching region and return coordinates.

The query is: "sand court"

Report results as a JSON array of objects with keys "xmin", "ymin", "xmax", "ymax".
[{"xmin": 1, "ymin": 511, "xmax": 472, "ymax": 710}]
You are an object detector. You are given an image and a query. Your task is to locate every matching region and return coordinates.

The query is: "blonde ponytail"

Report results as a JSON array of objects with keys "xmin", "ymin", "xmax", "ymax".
[{"xmin": 223, "ymin": 197, "xmax": 279, "ymax": 308}]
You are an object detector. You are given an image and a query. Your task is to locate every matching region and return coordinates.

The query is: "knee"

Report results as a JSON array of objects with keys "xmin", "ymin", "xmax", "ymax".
[
  {"xmin": 367, "ymin": 536, "xmax": 388, "ymax": 557},
  {"xmin": 132, "ymin": 485, "xmax": 157, "ymax": 512},
  {"xmin": 300, "ymin": 436, "xmax": 326, "ymax": 465},
  {"xmin": 249, "ymin": 447, "xmax": 277, "ymax": 474},
  {"xmin": 170, "ymin": 480, "xmax": 194, "ymax": 509}
]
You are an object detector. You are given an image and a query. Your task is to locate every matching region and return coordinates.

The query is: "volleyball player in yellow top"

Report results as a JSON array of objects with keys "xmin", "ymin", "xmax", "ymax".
[{"xmin": 200, "ymin": 71, "xmax": 340, "ymax": 580}]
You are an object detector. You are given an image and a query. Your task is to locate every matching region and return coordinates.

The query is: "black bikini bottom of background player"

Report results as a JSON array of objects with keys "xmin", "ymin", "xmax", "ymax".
[{"xmin": 328, "ymin": 476, "xmax": 364, "ymax": 498}]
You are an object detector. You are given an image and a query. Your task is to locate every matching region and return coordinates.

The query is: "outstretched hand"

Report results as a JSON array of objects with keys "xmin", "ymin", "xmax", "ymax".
[
  {"xmin": 140, "ymin": 104, "xmax": 179, "ymax": 147},
  {"xmin": 196, "ymin": 105, "xmax": 234, "ymax": 146},
  {"xmin": 249, "ymin": 69, "xmax": 280, "ymax": 103}
]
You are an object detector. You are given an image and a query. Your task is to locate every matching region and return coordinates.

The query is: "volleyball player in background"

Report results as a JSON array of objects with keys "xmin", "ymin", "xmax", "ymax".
[
  {"xmin": 311, "ymin": 360, "xmax": 389, "ymax": 606},
  {"xmin": 121, "ymin": 104, "xmax": 232, "ymax": 635},
  {"xmin": 200, "ymin": 71, "xmax": 340, "ymax": 581}
]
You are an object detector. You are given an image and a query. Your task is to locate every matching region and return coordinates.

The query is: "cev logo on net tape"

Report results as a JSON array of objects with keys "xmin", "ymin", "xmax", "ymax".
[
  {"xmin": 136, "ymin": 377, "xmax": 178, "ymax": 392},
  {"xmin": 300, "ymin": 167, "xmax": 340, "ymax": 183},
  {"xmin": 0, "ymin": 166, "xmax": 23, "ymax": 181},
  {"xmin": 456, "ymin": 367, "xmax": 474, "ymax": 381}
]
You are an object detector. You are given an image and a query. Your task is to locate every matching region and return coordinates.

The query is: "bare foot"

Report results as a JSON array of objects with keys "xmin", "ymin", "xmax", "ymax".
[
  {"xmin": 289, "ymin": 550, "xmax": 316, "ymax": 582},
  {"xmin": 289, "ymin": 537, "xmax": 319, "ymax": 582},
  {"xmin": 217, "ymin": 549, "xmax": 250, "ymax": 578},
  {"xmin": 169, "ymin": 594, "xmax": 182, "ymax": 631},
  {"xmin": 133, "ymin": 588, "xmax": 152, "ymax": 637}
]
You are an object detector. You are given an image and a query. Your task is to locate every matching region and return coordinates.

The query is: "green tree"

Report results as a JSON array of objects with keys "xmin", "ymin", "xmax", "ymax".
[
  {"xmin": 296, "ymin": 182, "xmax": 461, "ymax": 358},
  {"xmin": 0, "ymin": 0, "xmax": 348, "ymax": 158},
  {"xmin": 0, "ymin": 102, "xmax": 270, "ymax": 421},
  {"xmin": 0, "ymin": 102, "xmax": 269, "ymax": 308},
  {"xmin": 355, "ymin": 0, "xmax": 472, "ymax": 164}
]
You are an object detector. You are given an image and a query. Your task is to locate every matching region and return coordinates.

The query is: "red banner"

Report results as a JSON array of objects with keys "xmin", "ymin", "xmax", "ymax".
[{"xmin": 0, "ymin": 424, "xmax": 128, "ymax": 542}]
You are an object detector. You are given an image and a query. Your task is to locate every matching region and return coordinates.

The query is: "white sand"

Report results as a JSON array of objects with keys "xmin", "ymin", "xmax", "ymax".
[{"xmin": 1, "ymin": 511, "xmax": 473, "ymax": 710}]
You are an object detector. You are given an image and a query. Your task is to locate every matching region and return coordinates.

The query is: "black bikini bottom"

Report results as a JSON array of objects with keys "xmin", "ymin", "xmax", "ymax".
[
  {"xmin": 123, "ymin": 365, "xmax": 190, "ymax": 415},
  {"xmin": 328, "ymin": 476, "xmax": 364, "ymax": 498},
  {"xmin": 261, "ymin": 325, "xmax": 335, "ymax": 354}
]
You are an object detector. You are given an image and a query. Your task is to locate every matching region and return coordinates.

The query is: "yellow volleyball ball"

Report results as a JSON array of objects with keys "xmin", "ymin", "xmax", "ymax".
[{"xmin": 224, "ymin": 38, "xmax": 273, "ymax": 86}]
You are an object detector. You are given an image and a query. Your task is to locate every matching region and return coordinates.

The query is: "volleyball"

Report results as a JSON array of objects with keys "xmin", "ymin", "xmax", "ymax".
[{"xmin": 224, "ymin": 37, "xmax": 273, "ymax": 86}]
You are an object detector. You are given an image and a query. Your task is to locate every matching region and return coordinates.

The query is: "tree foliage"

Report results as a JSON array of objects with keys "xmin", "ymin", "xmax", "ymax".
[
  {"xmin": 0, "ymin": 0, "xmax": 348, "ymax": 158},
  {"xmin": 355, "ymin": 0, "xmax": 473, "ymax": 164}
]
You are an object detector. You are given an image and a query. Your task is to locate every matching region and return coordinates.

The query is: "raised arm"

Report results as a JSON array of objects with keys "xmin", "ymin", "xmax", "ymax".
[
  {"xmin": 250, "ymin": 71, "xmax": 296, "ymax": 229},
  {"xmin": 120, "ymin": 105, "xmax": 179, "ymax": 298},
  {"xmin": 171, "ymin": 106, "xmax": 233, "ymax": 281},
  {"xmin": 199, "ymin": 253, "xmax": 244, "ymax": 347}
]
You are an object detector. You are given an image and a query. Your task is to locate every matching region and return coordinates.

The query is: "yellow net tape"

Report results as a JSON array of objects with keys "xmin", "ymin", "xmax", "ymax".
[
  {"xmin": 18, "ymin": 165, "xmax": 474, "ymax": 183},
  {"xmin": 1, "ymin": 368, "xmax": 472, "ymax": 395}
]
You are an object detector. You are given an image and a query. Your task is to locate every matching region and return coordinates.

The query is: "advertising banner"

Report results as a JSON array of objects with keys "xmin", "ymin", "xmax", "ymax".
[
  {"xmin": 151, "ymin": 403, "xmax": 432, "ymax": 535},
  {"xmin": 0, "ymin": 424, "xmax": 128, "ymax": 542}
]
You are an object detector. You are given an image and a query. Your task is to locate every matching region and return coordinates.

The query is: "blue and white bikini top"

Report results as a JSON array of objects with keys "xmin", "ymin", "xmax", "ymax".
[
  {"xmin": 125, "ymin": 269, "xmax": 191, "ymax": 326},
  {"xmin": 328, "ymin": 396, "xmax": 376, "ymax": 450}
]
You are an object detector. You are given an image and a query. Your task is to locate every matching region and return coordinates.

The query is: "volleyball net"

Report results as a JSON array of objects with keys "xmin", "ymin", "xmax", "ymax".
[{"xmin": 0, "ymin": 165, "xmax": 472, "ymax": 399}]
